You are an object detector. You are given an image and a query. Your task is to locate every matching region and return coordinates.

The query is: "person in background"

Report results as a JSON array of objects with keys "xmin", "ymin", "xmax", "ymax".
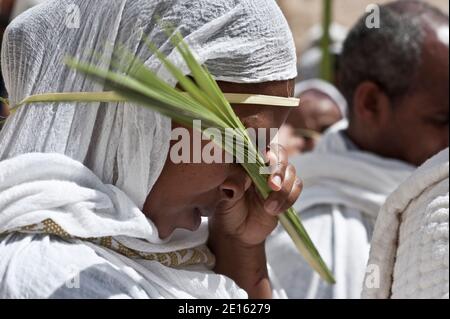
[
  {"xmin": 268, "ymin": 0, "xmax": 449, "ymax": 299},
  {"xmin": 277, "ymin": 79, "xmax": 347, "ymax": 156}
]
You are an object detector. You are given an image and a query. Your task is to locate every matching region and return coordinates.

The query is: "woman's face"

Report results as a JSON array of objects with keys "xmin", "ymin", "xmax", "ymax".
[{"xmin": 144, "ymin": 80, "xmax": 295, "ymax": 239}]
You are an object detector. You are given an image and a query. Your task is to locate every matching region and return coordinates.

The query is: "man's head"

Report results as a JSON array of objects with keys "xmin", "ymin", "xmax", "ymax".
[{"xmin": 339, "ymin": 0, "xmax": 449, "ymax": 166}]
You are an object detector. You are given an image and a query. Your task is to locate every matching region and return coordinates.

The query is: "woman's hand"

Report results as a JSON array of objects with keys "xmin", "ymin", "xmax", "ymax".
[
  {"xmin": 208, "ymin": 144, "xmax": 303, "ymax": 299},
  {"xmin": 210, "ymin": 143, "xmax": 303, "ymax": 247}
]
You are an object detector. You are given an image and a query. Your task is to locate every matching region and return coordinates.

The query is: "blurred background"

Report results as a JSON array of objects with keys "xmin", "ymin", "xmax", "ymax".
[
  {"xmin": 275, "ymin": 0, "xmax": 449, "ymax": 155},
  {"xmin": 278, "ymin": 0, "xmax": 449, "ymax": 56},
  {"xmin": 276, "ymin": 0, "xmax": 449, "ymax": 83}
]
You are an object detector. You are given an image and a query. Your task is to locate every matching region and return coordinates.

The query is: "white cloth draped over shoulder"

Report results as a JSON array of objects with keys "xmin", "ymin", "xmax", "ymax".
[
  {"xmin": 0, "ymin": 0, "xmax": 297, "ymax": 298},
  {"xmin": 267, "ymin": 120, "xmax": 415, "ymax": 299},
  {"xmin": 362, "ymin": 148, "xmax": 449, "ymax": 299}
]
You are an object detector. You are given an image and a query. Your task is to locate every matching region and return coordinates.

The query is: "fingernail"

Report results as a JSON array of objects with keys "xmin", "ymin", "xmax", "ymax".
[
  {"xmin": 272, "ymin": 175, "xmax": 282, "ymax": 189},
  {"xmin": 265, "ymin": 200, "xmax": 279, "ymax": 213}
]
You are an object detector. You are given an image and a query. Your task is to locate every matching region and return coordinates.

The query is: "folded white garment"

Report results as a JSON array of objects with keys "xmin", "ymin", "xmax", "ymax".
[{"xmin": 362, "ymin": 148, "xmax": 449, "ymax": 299}]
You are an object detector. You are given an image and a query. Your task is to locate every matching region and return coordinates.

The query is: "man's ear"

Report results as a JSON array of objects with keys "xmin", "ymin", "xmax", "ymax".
[{"xmin": 353, "ymin": 81, "xmax": 391, "ymax": 126}]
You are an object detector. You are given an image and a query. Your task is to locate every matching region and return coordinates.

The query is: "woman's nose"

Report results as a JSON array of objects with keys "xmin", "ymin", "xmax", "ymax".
[{"xmin": 220, "ymin": 169, "xmax": 252, "ymax": 202}]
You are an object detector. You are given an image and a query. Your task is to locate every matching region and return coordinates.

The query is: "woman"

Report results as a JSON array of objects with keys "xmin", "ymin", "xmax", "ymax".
[{"xmin": 0, "ymin": 0, "xmax": 302, "ymax": 298}]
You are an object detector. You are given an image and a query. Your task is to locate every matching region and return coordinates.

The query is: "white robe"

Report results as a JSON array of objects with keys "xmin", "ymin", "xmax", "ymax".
[
  {"xmin": 362, "ymin": 148, "xmax": 449, "ymax": 299},
  {"xmin": 267, "ymin": 121, "xmax": 414, "ymax": 299}
]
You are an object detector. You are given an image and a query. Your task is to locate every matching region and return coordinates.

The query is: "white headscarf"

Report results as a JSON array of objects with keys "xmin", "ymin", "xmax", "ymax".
[{"xmin": 0, "ymin": 0, "xmax": 297, "ymax": 298}]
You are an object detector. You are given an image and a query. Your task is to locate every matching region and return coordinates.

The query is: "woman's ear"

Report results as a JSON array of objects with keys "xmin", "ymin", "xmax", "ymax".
[
  {"xmin": 219, "ymin": 170, "xmax": 252, "ymax": 203},
  {"xmin": 353, "ymin": 81, "xmax": 391, "ymax": 127}
]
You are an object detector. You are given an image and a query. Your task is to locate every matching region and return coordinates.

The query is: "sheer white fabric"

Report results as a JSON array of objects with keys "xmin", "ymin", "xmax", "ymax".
[{"xmin": 362, "ymin": 148, "xmax": 449, "ymax": 299}]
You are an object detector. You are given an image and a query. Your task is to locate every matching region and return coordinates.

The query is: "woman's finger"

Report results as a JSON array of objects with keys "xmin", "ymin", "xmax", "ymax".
[
  {"xmin": 277, "ymin": 177, "xmax": 303, "ymax": 214},
  {"xmin": 267, "ymin": 143, "xmax": 288, "ymax": 191},
  {"xmin": 264, "ymin": 164, "xmax": 298, "ymax": 215}
]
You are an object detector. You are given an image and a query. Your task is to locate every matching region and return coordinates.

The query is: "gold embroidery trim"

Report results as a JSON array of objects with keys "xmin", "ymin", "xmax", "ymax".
[{"xmin": 4, "ymin": 218, "xmax": 215, "ymax": 269}]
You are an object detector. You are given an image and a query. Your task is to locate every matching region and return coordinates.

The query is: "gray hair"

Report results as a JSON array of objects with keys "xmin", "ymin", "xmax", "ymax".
[{"xmin": 339, "ymin": 0, "xmax": 449, "ymax": 115}]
